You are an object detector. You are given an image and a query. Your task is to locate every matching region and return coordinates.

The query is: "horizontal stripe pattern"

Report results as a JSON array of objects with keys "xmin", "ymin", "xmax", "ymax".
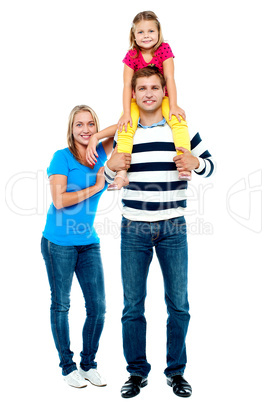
[
  {"xmin": 128, "ymin": 162, "xmax": 177, "ymax": 173},
  {"xmin": 122, "ymin": 199, "xmax": 187, "ymax": 211},
  {"xmin": 133, "ymin": 141, "xmax": 176, "ymax": 153},
  {"xmin": 123, "ymin": 188, "xmax": 187, "ymax": 202},
  {"xmin": 129, "ymin": 149, "xmax": 176, "ymax": 164},
  {"xmin": 126, "ymin": 181, "xmax": 187, "ymax": 191},
  {"xmin": 127, "ymin": 170, "xmax": 185, "ymax": 184},
  {"xmin": 191, "ymin": 132, "xmax": 215, "ymax": 178},
  {"xmin": 119, "ymin": 125, "xmax": 186, "ymax": 221},
  {"xmin": 105, "ymin": 124, "xmax": 215, "ymax": 221}
]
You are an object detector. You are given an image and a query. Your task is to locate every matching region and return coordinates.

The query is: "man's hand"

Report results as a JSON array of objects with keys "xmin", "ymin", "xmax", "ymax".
[
  {"xmin": 173, "ymin": 147, "xmax": 200, "ymax": 172},
  {"xmin": 107, "ymin": 146, "xmax": 131, "ymax": 172}
]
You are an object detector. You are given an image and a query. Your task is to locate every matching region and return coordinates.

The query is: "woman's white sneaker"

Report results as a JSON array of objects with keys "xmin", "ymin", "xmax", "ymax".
[
  {"xmin": 79, "ymin": 368, "xmax": 107, "ymax": 386},
  {"xmin": 64, "ymin": 370, "xmax": 88, "ymax": 388}
]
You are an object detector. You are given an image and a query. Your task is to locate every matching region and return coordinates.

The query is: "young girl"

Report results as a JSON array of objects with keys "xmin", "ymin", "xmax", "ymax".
[{"xmin": 86, "ymin": 10, "xmax": 191, "ymax": 189}]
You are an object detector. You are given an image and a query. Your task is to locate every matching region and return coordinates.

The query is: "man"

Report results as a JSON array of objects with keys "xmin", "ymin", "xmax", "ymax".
[{"xmin": 104, "ymin": 66, "xmax": 215, "ymax": 398}]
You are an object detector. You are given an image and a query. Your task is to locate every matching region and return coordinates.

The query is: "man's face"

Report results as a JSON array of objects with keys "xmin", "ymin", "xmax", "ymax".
[{"xmin": 133, "ymin": 75, "xmax": 165, "ymax": 114}]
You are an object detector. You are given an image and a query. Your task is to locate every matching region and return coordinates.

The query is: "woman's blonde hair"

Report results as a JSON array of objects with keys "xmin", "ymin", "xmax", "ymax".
[
  {"xmin": 67, "ymin": 105, "xmax": 100, "ymax": 163},
  {"xmin": 129, "ymin": 11, "xmax": 164, "ymax": 57}
]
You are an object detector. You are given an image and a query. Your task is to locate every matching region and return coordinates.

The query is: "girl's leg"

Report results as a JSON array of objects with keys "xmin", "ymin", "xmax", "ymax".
[
  {"xmin": 75, "ymin": 243, "xmax": 106, "ymax": 372},
  {"xmin": 108, "ymin": 100, "xmax": 139, "ymax": 190},
  {"xmin": 162, "ymin": 97, "xmax": 192, "ymax": 180},
  {"xmin": 41, "ymin": 237, "xmax": 78, "ymax": 376}
]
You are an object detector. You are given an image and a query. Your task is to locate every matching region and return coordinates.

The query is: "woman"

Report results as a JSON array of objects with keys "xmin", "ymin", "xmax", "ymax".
[{"xmin": 41, "ymin": 105, "xmax": 114, "ymax": 388}]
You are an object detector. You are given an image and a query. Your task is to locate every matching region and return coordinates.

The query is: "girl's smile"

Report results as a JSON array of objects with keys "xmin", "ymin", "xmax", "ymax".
[{"xmin": 134, "ymin": 20, "xmax": 159, "ymax": 51}]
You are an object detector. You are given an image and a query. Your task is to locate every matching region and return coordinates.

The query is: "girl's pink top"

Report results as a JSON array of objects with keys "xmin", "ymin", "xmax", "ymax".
[{"xmin": 122, "ymin": 42, "xmax": 175, "ymax": 76}]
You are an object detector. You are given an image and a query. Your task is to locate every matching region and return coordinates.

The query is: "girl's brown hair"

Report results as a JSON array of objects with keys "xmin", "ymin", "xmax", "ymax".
[
  {"xmin": 67, "ymin": 105, "xmax": 100, "ymax": 163},
  {"xmin": 129, "ymin": 11, "xmax": 164, "ymax": 57}
]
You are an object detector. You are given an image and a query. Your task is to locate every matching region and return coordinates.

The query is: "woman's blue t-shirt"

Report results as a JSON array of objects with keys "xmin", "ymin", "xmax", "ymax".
[{"xmin": 43, "ymin": 143, "xmax": 107, "ymax": 246}]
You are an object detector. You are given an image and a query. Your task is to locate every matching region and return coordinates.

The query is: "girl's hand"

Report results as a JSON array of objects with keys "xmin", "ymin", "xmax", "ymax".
[
  {"xmin": 86, "ymin": 134, "xmax": 99, "ymax": 166},
  {"xmin": 118, "ymin": 113, "xmax": 132, "ymax": 133},
  {"xmin": 95, "ymin": 166, "xmax": 105, "ymax": 191},
  {"xmin": 169, "ymin": 105, "xmax": 186, "ymax": 122}
]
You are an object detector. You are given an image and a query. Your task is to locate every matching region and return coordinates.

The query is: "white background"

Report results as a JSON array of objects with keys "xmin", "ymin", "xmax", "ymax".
[{"xmin": 1, "ymin": 0, "xmax": 266, "ymax": 401}]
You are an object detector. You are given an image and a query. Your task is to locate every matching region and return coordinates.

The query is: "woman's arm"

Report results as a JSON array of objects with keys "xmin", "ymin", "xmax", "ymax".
[
  {"xmin": 86, "ymin": 124, "xmax": 117, "ymax": 165},
  {"xmin": 163, "ymin": 58, "xmax": 186, "ymax": 121},
  {"xmin": 101, "ymin": 137, "xmax": 114, "ymax": 158},
  {"xmin": 50, "ymin": 167, "xmax": 105, "ymax": 209},
  {"xmin": 118, "ymin": 64, "xmax": 135, "ymax": 132},
  {"xmin": 95, "ymin": 124, "xmax": 118, "ymax": 141}
]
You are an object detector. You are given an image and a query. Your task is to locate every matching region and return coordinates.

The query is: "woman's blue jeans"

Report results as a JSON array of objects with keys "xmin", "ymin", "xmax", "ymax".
[
  {"xmin": 121, "ymin": 216, "xmax": 190, "ymax": 378},
  {"xmin": 41, "ymin": 237, "xmax": 106, "ymax": 376}
]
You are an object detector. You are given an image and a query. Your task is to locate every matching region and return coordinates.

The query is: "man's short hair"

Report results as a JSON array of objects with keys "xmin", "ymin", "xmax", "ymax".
[{"xmin": 131, "ymin": 66, "xmax": 166, "ymax": 91}]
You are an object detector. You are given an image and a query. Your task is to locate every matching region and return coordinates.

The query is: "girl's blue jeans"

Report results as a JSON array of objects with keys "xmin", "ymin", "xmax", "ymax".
[
  {"xmin": 120, "ymin": 216, "xmax": 190, "ymax": 378},
  {"xmin": 41, "ymin": 237, "xmax": 106, "ymax": 376}
]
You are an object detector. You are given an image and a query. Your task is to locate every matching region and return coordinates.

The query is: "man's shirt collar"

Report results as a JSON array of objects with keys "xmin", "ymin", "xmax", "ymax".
[{"xmin": 137, "ymin": 117, "xmax": 166, "ymax": 129}]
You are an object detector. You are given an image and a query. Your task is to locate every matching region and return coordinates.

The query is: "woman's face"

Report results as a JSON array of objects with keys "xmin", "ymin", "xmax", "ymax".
[
  {"xmin": 72, "ymin": 111, "xmax": 97, "ymax": 147},
  {"xmin": 134, "ymin": 20, "xmax": 159, "ymax": 51}
]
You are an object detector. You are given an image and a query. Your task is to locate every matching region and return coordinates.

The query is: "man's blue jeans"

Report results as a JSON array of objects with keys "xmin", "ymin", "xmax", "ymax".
[
  {"xmin": 121, "ymin": 216, "xmax": 190, "ymax": 378},
  {"xmin": 41, "ymin": 237, "xmax": 106, "ymax": 376}
]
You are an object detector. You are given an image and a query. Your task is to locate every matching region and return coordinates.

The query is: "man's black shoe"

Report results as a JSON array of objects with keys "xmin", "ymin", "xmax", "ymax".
[
  {"xmin": 167, "ymin": 375, "xmax": 192, "ymax": 398},
  {"xmin": 121, "ymin": 375, "xmax": 148, "ymax": 398}
]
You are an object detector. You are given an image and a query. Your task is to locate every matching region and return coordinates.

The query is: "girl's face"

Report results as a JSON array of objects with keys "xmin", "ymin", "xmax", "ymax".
[
  {"xmin": 134, "ymin": 20, "xmax": 159, "ymax": 51},
  {"xmin": 72, "ymin": 111, "xmax": 97, "ymax": 147}
]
